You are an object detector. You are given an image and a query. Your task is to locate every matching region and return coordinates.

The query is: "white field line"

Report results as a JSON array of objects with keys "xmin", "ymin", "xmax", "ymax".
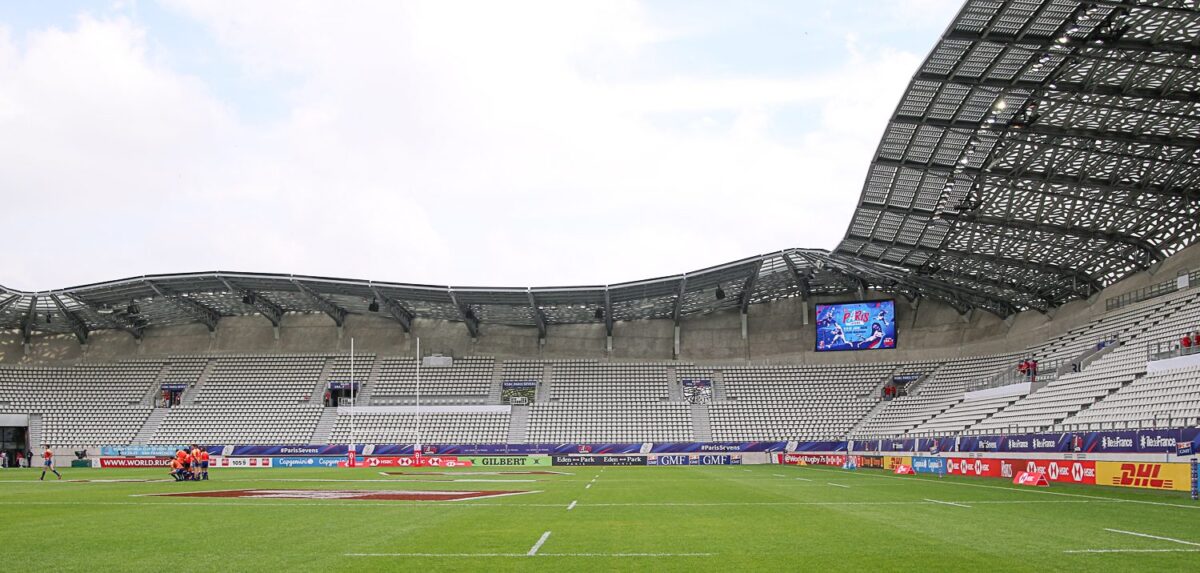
[
  {"xmin": 924, "ymin": 498, "xmax": 970, "ymax": 508},
  {"xmin": 827, "ymin": 483, "xmax": 850, "ymax": 489},
  {"xmin": 794, "ymin": 477, "xmax": 811, "ymax": 482},
  {"xmin": 528, "ymin": 531, "xmax": 552, "ymax": 556},
  {"xmin": 773, "ymin": 474, "xmax": 786, "ymax": 477},
  {"xmin": 345, "ymin": 552, "xmax": 717, "ymax": 557},
  {"xmin": 585, "ymin": 484, "xmax": 592, "ymax": 489},
  {"xmin": 1064, "ymin": 549, "xmax": 1200, "ymax": 554},
  {"xmin": 1104, "ymin": 528, "xmax": 1200, "ymax": 547},
  {"xmin": 792, "ymin": 466, "xmax": 1200, "ymax": 511},
  {"xmin": 0, "ymin": 499, "xmax": 1128, "ymax": 509},
  {"xmin": 567, "ymin": 500, "xmax": 577, "ymax": 511}
]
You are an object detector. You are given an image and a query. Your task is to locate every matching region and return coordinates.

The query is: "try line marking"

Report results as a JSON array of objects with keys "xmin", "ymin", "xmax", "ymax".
[
  {"xmin": 924, "ymin": 499, "xmax": 970, "ymax": 508},
  {"xmin": 528, "ymin": 531, "xmax": 552, "ymax": 556}
]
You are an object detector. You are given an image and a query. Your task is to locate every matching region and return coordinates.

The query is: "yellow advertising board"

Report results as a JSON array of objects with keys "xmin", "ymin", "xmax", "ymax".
[
  {"xmin": 1095, "ymin": 461, "xmax": 1191, "ymax": 492},
  {"xmin": 883, "ymin": 456, "xmax": 912, "ymax": 470}
]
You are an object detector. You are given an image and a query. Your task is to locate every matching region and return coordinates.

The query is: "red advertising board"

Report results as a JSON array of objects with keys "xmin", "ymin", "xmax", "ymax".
[
  {"xmin": 944, "ymin": 457, "xmax": 1095, "ymax": 484},
  {"xmin": 99, "ymin": 457, "xmax": 172, "ymax": 468},
  {"xmin": 893, "ymin": 465, "xmax": 914, "ymax": 475},
  {"xmin": 337, "ymin": 456, "xmax": 473, "ymax": 469},
  {"xmin": 1013, "ymin": 471, "xmax": 1050, "ymax": 486}
]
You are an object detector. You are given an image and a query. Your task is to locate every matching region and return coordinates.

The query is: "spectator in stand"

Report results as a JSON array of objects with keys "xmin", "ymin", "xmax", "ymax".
[
  {"xmin": 1193, "ymin": 331, "xmax": 1200, "ymax": 348},
  {"xmin": 1183, "ymin": 334, "xmax": 1193, "ymax": 349},
  {"xmin": 15, "ymin": 452, "xmax": 24, "ymax": 468},
  {"xmin": 1031, "ymin": 360, "xmax": 1039, "ymax": 382},
  {"xmin": 0, "ymin": 451, "xmax": 6, "ymax": 469},
  {"xmin": 1018, "ymin": 360, "xmax": 1028, "ymax": 378}
]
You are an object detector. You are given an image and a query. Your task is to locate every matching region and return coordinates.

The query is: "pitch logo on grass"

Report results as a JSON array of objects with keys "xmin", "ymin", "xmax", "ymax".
[{"xmin": 148, "ymin": 489, "xmax": 538, "ymax": 501}]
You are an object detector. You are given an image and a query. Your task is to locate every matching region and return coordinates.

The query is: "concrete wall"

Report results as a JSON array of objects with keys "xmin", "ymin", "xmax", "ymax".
[{"xmin": 4, "ymin": 243, "xmax": 1199, "ymax": 366}]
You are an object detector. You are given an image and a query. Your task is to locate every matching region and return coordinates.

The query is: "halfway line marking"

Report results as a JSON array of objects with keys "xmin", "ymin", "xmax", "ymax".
[
  {"xmin": 528, "ymin": 531, "xmax": 552, "ymax": 556},
  {"xmin": 1104, "ymin": 529, "xmax": 1200, "ymax": 547}
]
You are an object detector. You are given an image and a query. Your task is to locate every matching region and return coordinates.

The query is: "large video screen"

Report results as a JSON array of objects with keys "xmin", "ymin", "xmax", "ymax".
[{"xmin": 815, "ymin": 300, "xmax": 896, "ymax": 352}]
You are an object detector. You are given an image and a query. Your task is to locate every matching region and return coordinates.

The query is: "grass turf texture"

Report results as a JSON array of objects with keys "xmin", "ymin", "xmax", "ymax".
[{"xmin": 2, "ymin": 464, "xmax": 1199, "ymax": 572}]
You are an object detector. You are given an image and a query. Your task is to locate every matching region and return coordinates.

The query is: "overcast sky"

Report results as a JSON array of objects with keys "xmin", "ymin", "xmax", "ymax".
[{"xmin": 0, "ymin": 0, "xmax": 962, "ymax": 291}]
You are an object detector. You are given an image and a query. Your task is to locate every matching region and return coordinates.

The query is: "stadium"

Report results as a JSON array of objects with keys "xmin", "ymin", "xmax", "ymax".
[{"xmin": 3, "ymin": 1, "xmax": 1200, "ymax": 571}]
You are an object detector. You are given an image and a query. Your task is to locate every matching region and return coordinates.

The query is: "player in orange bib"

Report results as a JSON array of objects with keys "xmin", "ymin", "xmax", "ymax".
[
  {"xmin": 199, "ymin": 449, "xmax": 210, "ymax": 480},
  {"xmin": 169, "ymin": 458, "xmax": 186, "ymax": 481},
  {"xmin": 39, "ymin": 446, "xmax": 61, "ymax": 480},
  {"xmin": 190, "ymin": 445, "xmax": 202, "ymax": 477}
]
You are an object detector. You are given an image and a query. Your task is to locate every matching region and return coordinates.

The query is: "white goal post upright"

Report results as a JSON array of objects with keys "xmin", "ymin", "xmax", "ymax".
[
  {"xmin": 415, "ymin": 337, "xmax": 422, "ymax": 458},
  {"xmin": 349, "ymin": 337, "xmax": 355, "ymax": 459}
]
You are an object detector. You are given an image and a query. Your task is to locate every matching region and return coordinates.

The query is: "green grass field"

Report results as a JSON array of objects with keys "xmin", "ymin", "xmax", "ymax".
[{"xmin": 2, "ymin": 463, "xmax": 1199, "ymax": 572}]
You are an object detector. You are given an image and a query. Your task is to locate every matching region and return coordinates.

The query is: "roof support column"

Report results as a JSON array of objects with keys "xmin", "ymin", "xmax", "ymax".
[
  {"xmin": 21, "ymin": 295, "xmax": 37, "ymax": 350},
  {"xmin": 293, "ymin": 280, "xmax": 348, "ymax": 339},
  {"xmin": 49, "ymin": 295, "xmax": 88, "ymax": 346},
  {"xmin": 782, "ymin": 252, "xmax": 812, "ymax": 326},
  {"xmin": 527, "ymin": 291, "xmax": 547, "ymax": 345},
  {"xmin": 740, "ymin": 260, "xmax": 763, "ymax": 341},
  {"xmin": 221, "ymin": 278, "xmax": 282, "ymax": 339},
  {"xmin": 672, "ymin": 275, "xmax": 688, "ymax": 360},
  {"xmin": 370, "ymin": 288, "xmax": 413, "ymax": 334},
  {"xmin": 604, "ymin": 288, "xmax": 614, "ymax": 354},
  {"xmin": 447, "ymin": 290, "xmax": 479, "ymax": 340}
]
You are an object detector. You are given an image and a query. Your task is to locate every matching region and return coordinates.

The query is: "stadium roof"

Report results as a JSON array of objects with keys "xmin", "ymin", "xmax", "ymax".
[
  {"xmin": 3, "ymin": 0, "xmax": 1199, "ymax": 340},
  {"xmin": 838, "ymin": 0, "xmax": 1200, "ymax": 315}
]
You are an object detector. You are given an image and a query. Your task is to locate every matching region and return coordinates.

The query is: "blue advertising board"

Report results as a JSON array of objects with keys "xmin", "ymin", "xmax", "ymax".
[
  {"xmin": 273, "ymin": 456, "xmax": 344, "ymax": 468},
  {"xmin": 647, "ymin": 454, "xmax": 740, "ymax": 466},
  {"xmin": 815, "ymin": 300, "xmax": 896, "ymax": 352},
  {"xmin": 911, "ymin": 456, "xmax": 946, "ymax": 474}
]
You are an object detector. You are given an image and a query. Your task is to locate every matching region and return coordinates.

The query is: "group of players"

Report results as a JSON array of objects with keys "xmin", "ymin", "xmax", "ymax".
[{"xmin": 169, "ymin": 445, "xmax": 211, "ymax": 481}]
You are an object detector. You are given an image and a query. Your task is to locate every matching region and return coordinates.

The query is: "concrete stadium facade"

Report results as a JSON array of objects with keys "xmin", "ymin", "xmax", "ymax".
[{"xmin": 3, "ymin": 243, "xmax": 1198, "ymax": 367}]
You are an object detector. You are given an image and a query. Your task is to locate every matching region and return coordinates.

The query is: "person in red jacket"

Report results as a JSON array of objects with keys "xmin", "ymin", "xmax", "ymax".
[{"xmin": 40, "ymin": 446, "xmax": 61, "ymax": 480}]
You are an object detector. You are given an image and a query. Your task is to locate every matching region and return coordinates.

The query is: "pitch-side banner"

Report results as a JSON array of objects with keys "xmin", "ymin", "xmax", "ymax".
[
  {"xmin": 99, "ymin": 457, "xmax": 172, "ymax": 468},
  {"xmin": 944, "ymin": 457, "xmax": 1096, "ymax": 484},
  {"xmin": 647, "ymin": 454, "xmax": 741, "ymax": 466},
  {"xmin": 210, "ymin": 442, "xmax": 804, "ymax": 457},
  {"xmin": 781, "ymin": 454, "xmax": 846, "ymax": 466},
  {"xmin": 1096, "ymin": 461, "xmax": 1190, "ymax": 491}
]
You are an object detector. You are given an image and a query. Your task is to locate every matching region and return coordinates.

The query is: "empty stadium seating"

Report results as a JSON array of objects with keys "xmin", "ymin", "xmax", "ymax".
[
  {"xmin": 0, "ymin": 278, "xmax": 1198, "ymax": 447},
  {"xmin": 329, "ymin": 407, "xmax": 510, "ymax": 444}
]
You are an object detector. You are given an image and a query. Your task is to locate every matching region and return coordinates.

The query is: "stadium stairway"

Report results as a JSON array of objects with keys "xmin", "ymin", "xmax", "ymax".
[
  {"xmin": 311, "ymin": 407, "xmax": 339, "ymax": 444},
  {"xmin": 140, "ymin": 362, "xmax": 171, "ymax": 407},
  {"xmin": 348, "ymin": 358, "xmax": 382, "ymax": 406},
  {"xmin": 690, "ymin": 404, "xmax": 713, "ymax": 442},
  {"xmin": 847, "ymin": 398, "xmax": 890, "ymax": 437},
  {"xmin": 131, "ymin": 408, "xmax": 170, "ymax": 444},
  {"xmin": 711, "ymin": 371, "xmax": 728, "ymax": 401},
  {"xmin": 486, "ymin": 365, "xmax": 504, "ymax": 404},
  {"xmin": 537, "ymin": 364, "xmax": 555, "ymax": 402},
  {"xmin": 507, "ymin": 405, "xmax": 529, "ymax": 443},
  {"xmin": 310, "ymin": 357, "xmax": 336, "ymax": 403},
  {"xmin": 28, "ymin": 413, "xmax": 43, "ymax": 450},
  {"xmin": 666, "ymin": 367, "xmax": 684, "ymax": 401},
  {"xmin": 178, "ymin": 359, "xmax": 216, "ymax": 406}
]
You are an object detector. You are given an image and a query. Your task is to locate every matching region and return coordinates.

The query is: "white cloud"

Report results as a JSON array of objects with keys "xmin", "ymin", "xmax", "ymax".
[{"xmin": 0, "ymin": 2, "xmax": 931, "ymax": 290}]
